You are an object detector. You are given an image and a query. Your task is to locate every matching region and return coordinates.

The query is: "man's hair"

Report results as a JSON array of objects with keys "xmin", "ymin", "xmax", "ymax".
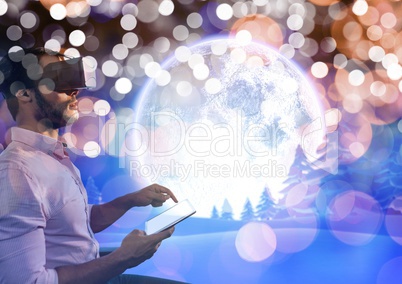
[{"xmin": 0, "ymin": 47, "xmax": 64, "ymax": 120}]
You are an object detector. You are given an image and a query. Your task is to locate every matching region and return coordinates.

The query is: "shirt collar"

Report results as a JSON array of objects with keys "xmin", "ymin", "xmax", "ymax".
[{"xmin": 11, "ymin": 127, "xmax": 67, "ymax": 158}]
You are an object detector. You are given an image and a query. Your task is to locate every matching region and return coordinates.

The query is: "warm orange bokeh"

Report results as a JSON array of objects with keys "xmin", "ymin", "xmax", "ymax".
[
  {"xmin": 39, "ymin": 0, "xmax": 86, "ymax": 10},
  {"xmin": 40, "ymin": 0, "xmax": 68, "ymax": 10},
  {"xmin": 308, "ymin": 0, "xmax": 340, "ymax": 6},
  {"xmin": 230, "ymin": 14, "xmax": 284, "ymax": 49}
]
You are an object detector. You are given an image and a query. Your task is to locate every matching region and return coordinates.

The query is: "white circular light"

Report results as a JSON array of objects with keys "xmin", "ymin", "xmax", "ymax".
[
  {"xmin": 94, "ymin": 100, "xmax": 111, "ymax": 116},
  {"xmin": 352, "ymin": 0, "xmax": 368, "ymax": 16},
  {"xmin": 205, "ymin": 78, "xmax": 222, "ymax": 94},
  {"xmin": 188, "ymin": 53, "xmax": 204, "ymax": 69},
  {"xmin": 115, "ymin": 77, "xmax": 133, "ymax": 94},
  {"xmin": 235, "ymin": 30, "xmax": 252, "ymax": 45},
  {"xmin": 0, "ymin": 0, "xmax": 8, "ymax": 16},
  {"xmin": 287, "ymin": 14, "xmax": 304, "ymax": 31},
  {"xmin": 349, "ymin": 70, "xmax": 365, "ymax": 86},
  {"xmin": 193, "ymin": 64, "xmax": 209, "ymax": 80},
  {"xmin": 112, "ymin": 44, "xmax": 129, "ymax": 60},
  {"xmin": 122, "ymin": 32, "xmax": 139, "ymax": 49},
  {"xmin": 173, "ymin": 25, "xmax": 189, "ymax": 41},
  {"xmin": 159, "ymin": 0, "xmax": 174, "ymax": 16},
  {"xmin": 311, "ymin": 62, "xmax": 329, "ymax": 79},
  {"xmin": 387, "ymin": 64, "xmax": 402, "ymax": 80},
  {"xmin": 64, "ymin": 48, "xmax": 80, "ymax": 58},
  {"xmin": 120, "ymin": 14, "xmax": 137, "ymax": 31},
  {"xmin": 69, "ymin": 30, "xmax": 86, "ymax": 47},
  {"xmin": 145, "ymin": 62, "xmax": 161, "ymax": 78},
  {"xmin": 289, "ymin": 32, "xmax": 305, "ymax": 49},
  {"xmin": 216, "ymin": 3, "xmax": 233, "ymax": 21},
  {"xmin": 175, "ymin": 46, "xmax": 191, "ymax": 63},
  {"xmin": 83, "ymin": 141, "xmax": 101, "ymax": 158},
  {"xmin": 155, "ymin": 70, "xmax": 171, "ymax": 86},
  {"xmin": 50, "ymin": 3, "xmax": 67, "ymax": 20},
  {"xmin": 211, "ymin": 41, "xmax": 227, "ymax": 55},
  {"xmin": 20, "ymin": 12, "xmax": 37, "ymax": 29},
  {"xmin": 102, "ymin": 60, "xmax": 119, "ymax": 77},
  {"xmin": 235, "ymin": 222, "xmax": 277, "ymax": 262},
  {"xmin": 176, "ymin": 81, "xmax": 192, "ymax": 96},
  {"xmin": 154, "ymin": 37, "xmax": 170, "ymax": 53},
  {"xmin": 368, "ymin": 46, "xmax": 385, "ymax": 62},
  {"xmin": 44, "ymin": 39, "xmax": 61, "ymax": 52},
  {"xmin": 136, "ymin": 1, "xmax": 159, "ymax": 23},
  {"xmin": 187, "ymin": 12, "xmax": 203, "ymax": 29}
]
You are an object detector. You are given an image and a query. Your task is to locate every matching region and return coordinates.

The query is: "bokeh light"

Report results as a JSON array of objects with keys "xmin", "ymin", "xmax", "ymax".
[
  {"xmin": 385, "ymin": 196, "xmax": 402, "ymax": 245},
  {"xmin": 83, "ymin": 141, "xmax": 101, "ymax": 158},
  {"xmin": 235, "ymin": 222, "xmax": 276, "ymax": 262},
  {"xmin": 327, "ymin": 190, "xmax": 383, "ymax": 246},
  {"xmin": 377, "ymin": 257, "xmax": 402, "ymax": 284},
  {"xmin": 115, "ymin": 77, "xmax": 132, "ymax": 95},
  {"xmin": 50, "ymin": 3, "xmax": 66, "ymax": 20},
  {"xmin": 20, "ymin": 11, "xmax": 39, "ymax": 30},
  {"xmin": 120, "ymin": 14, "xmax": 137, "ymax": 31},
  {"xmin": 152, "ymin": 243, "xmax": 186, "ymax": 279},
  {"xmin": 0, "ymin": 0, "xmax": 7, "ymax": 16},
  {"xmin": 230, "ymin": 14, "xmax": 284, "ymax": 49},
  {"xmin": 69, "ymin": 29, "xmax": 85, "ymax": 47}
]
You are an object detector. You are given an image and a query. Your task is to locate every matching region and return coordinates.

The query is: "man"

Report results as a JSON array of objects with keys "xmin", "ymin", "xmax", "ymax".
[{"xmin": 0, "ymin": 47, "xmax": 179, "ymax": 283}]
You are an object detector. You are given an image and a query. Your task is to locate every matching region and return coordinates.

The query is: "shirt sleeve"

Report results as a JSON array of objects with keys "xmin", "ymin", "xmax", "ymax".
[{"xmin": 0, "ymin": 168, "xmax": 58, "ymax": 284}]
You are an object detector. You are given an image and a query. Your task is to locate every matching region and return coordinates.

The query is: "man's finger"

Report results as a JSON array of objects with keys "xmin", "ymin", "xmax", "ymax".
[
  {"xmin": 151, "ymin": 201, "xmax": 164, "ymax": 207},
  {"xmin": 150, "ymin": 226, "xmax": 175, "ymax": 243},
  {"xmin": 148, "ymin": 191, "xmax": 170, "ymax": 204},
  {"xmin": 157, "ymin": 185, "xmax": 178, "ymax": 203},
  {"xmin": 130, "ymin": 229, "xmax": 146, "ymax": 236}
]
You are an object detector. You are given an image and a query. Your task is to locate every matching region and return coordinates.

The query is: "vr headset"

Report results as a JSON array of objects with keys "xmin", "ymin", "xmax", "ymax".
[{"xmin": 40, "ymin": 57, "xmax": 96, "ymax": 92}]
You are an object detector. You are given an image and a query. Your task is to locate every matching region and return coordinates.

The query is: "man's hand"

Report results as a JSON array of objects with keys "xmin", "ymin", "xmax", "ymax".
[
  {"xmin": 132, "ymin": 183, "xmax": 178, "ymax": 207},
  {"xmin": 116, "ymin": 227, "xmax": 175, "ymax": 268},
  {"xmin": 56, "ymin": 227, "xmax": 175, "ymax": 283},
  {"xmin": 90, "ymin": 183, "xmax": 178, "ymax": 233}
]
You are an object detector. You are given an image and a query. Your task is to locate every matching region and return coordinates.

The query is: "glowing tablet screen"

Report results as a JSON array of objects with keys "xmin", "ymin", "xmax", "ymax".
[{"xmin": 145, "ymin": 199, "xmax": 196, "ymax": 235}]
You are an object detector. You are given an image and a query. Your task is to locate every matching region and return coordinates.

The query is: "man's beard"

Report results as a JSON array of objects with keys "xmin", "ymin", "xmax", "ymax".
[{"xmin": 34, "ymin": 91, "xmax": 78, "ymax": 129}]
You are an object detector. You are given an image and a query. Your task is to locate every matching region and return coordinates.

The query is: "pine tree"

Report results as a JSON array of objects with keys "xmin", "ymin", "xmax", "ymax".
[
  {"xmin": 220, "ymin": 198, "xmax": 233, "ymax": 220},
  {"xmin": 255, "ymin": 187, "xmax": 277, "ymax": 220},
  {"xmin": 279, "ymin": 144, "xmax": 329, "ymax": 216},
  {"xmin": 240, "ymin": 198, "xmax": 255, "ymax": 221},
  {"xmin": 211, "ymin": 205, "xmax": 220, "ymax": 219},
  {"xmin": 86, "ymin": 176, "xmax": 102, "ymax": 204}
]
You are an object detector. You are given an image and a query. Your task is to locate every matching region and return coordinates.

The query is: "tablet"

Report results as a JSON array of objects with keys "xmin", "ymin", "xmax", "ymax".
[{"xmin": 145, "ymin": 199, "xmax": 196, "ymax": 235}]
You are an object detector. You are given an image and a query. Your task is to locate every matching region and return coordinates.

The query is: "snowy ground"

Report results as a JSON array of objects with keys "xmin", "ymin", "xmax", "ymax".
[{"xmin": 96, "ymin": 217, "xmax": 402, "ymax": 284}]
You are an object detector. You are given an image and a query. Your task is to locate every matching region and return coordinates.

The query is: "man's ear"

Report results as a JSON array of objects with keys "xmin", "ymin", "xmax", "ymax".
[{"xmin": 15, "ymin": 89, "xmax": 32, "ymax": 102}]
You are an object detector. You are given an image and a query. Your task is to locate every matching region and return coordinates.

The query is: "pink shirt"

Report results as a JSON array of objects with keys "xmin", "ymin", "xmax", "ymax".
[{"xmin": 0, "ymin": 127, "xmax": 99, "ymax": 283}]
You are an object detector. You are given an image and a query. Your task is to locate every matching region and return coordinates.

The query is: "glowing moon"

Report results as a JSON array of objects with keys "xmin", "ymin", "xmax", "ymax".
[{"xmin": 132, "ymin": 37, "xmax": 325, "ymax": 218}]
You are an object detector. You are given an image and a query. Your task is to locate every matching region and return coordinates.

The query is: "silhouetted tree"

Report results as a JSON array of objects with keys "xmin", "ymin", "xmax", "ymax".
[
  {"xmin": 220, "ymin": 198, "xmax": 233, "ymax": 220},
  {"xmin": 240, "ymin": 198, "xmax": 255, "ymax": 221},
  {"xmin": 255, "ymin": 187, "xmax": 277, "ymax": 220},
  {"xmin": 211, "ymin": 205, "xmax": 220, "ymax": 219}
]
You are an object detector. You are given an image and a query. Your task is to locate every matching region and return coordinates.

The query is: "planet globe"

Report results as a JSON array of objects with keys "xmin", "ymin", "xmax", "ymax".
[{"xmin": 131, "ymin": 37, "xmax": 326, "ymax": 218}]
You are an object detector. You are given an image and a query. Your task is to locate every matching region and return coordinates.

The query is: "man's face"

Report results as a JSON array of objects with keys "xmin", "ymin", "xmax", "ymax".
[{"xmin": 34, "ymin": 54, "xmax": 80, "ymax": 129}]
